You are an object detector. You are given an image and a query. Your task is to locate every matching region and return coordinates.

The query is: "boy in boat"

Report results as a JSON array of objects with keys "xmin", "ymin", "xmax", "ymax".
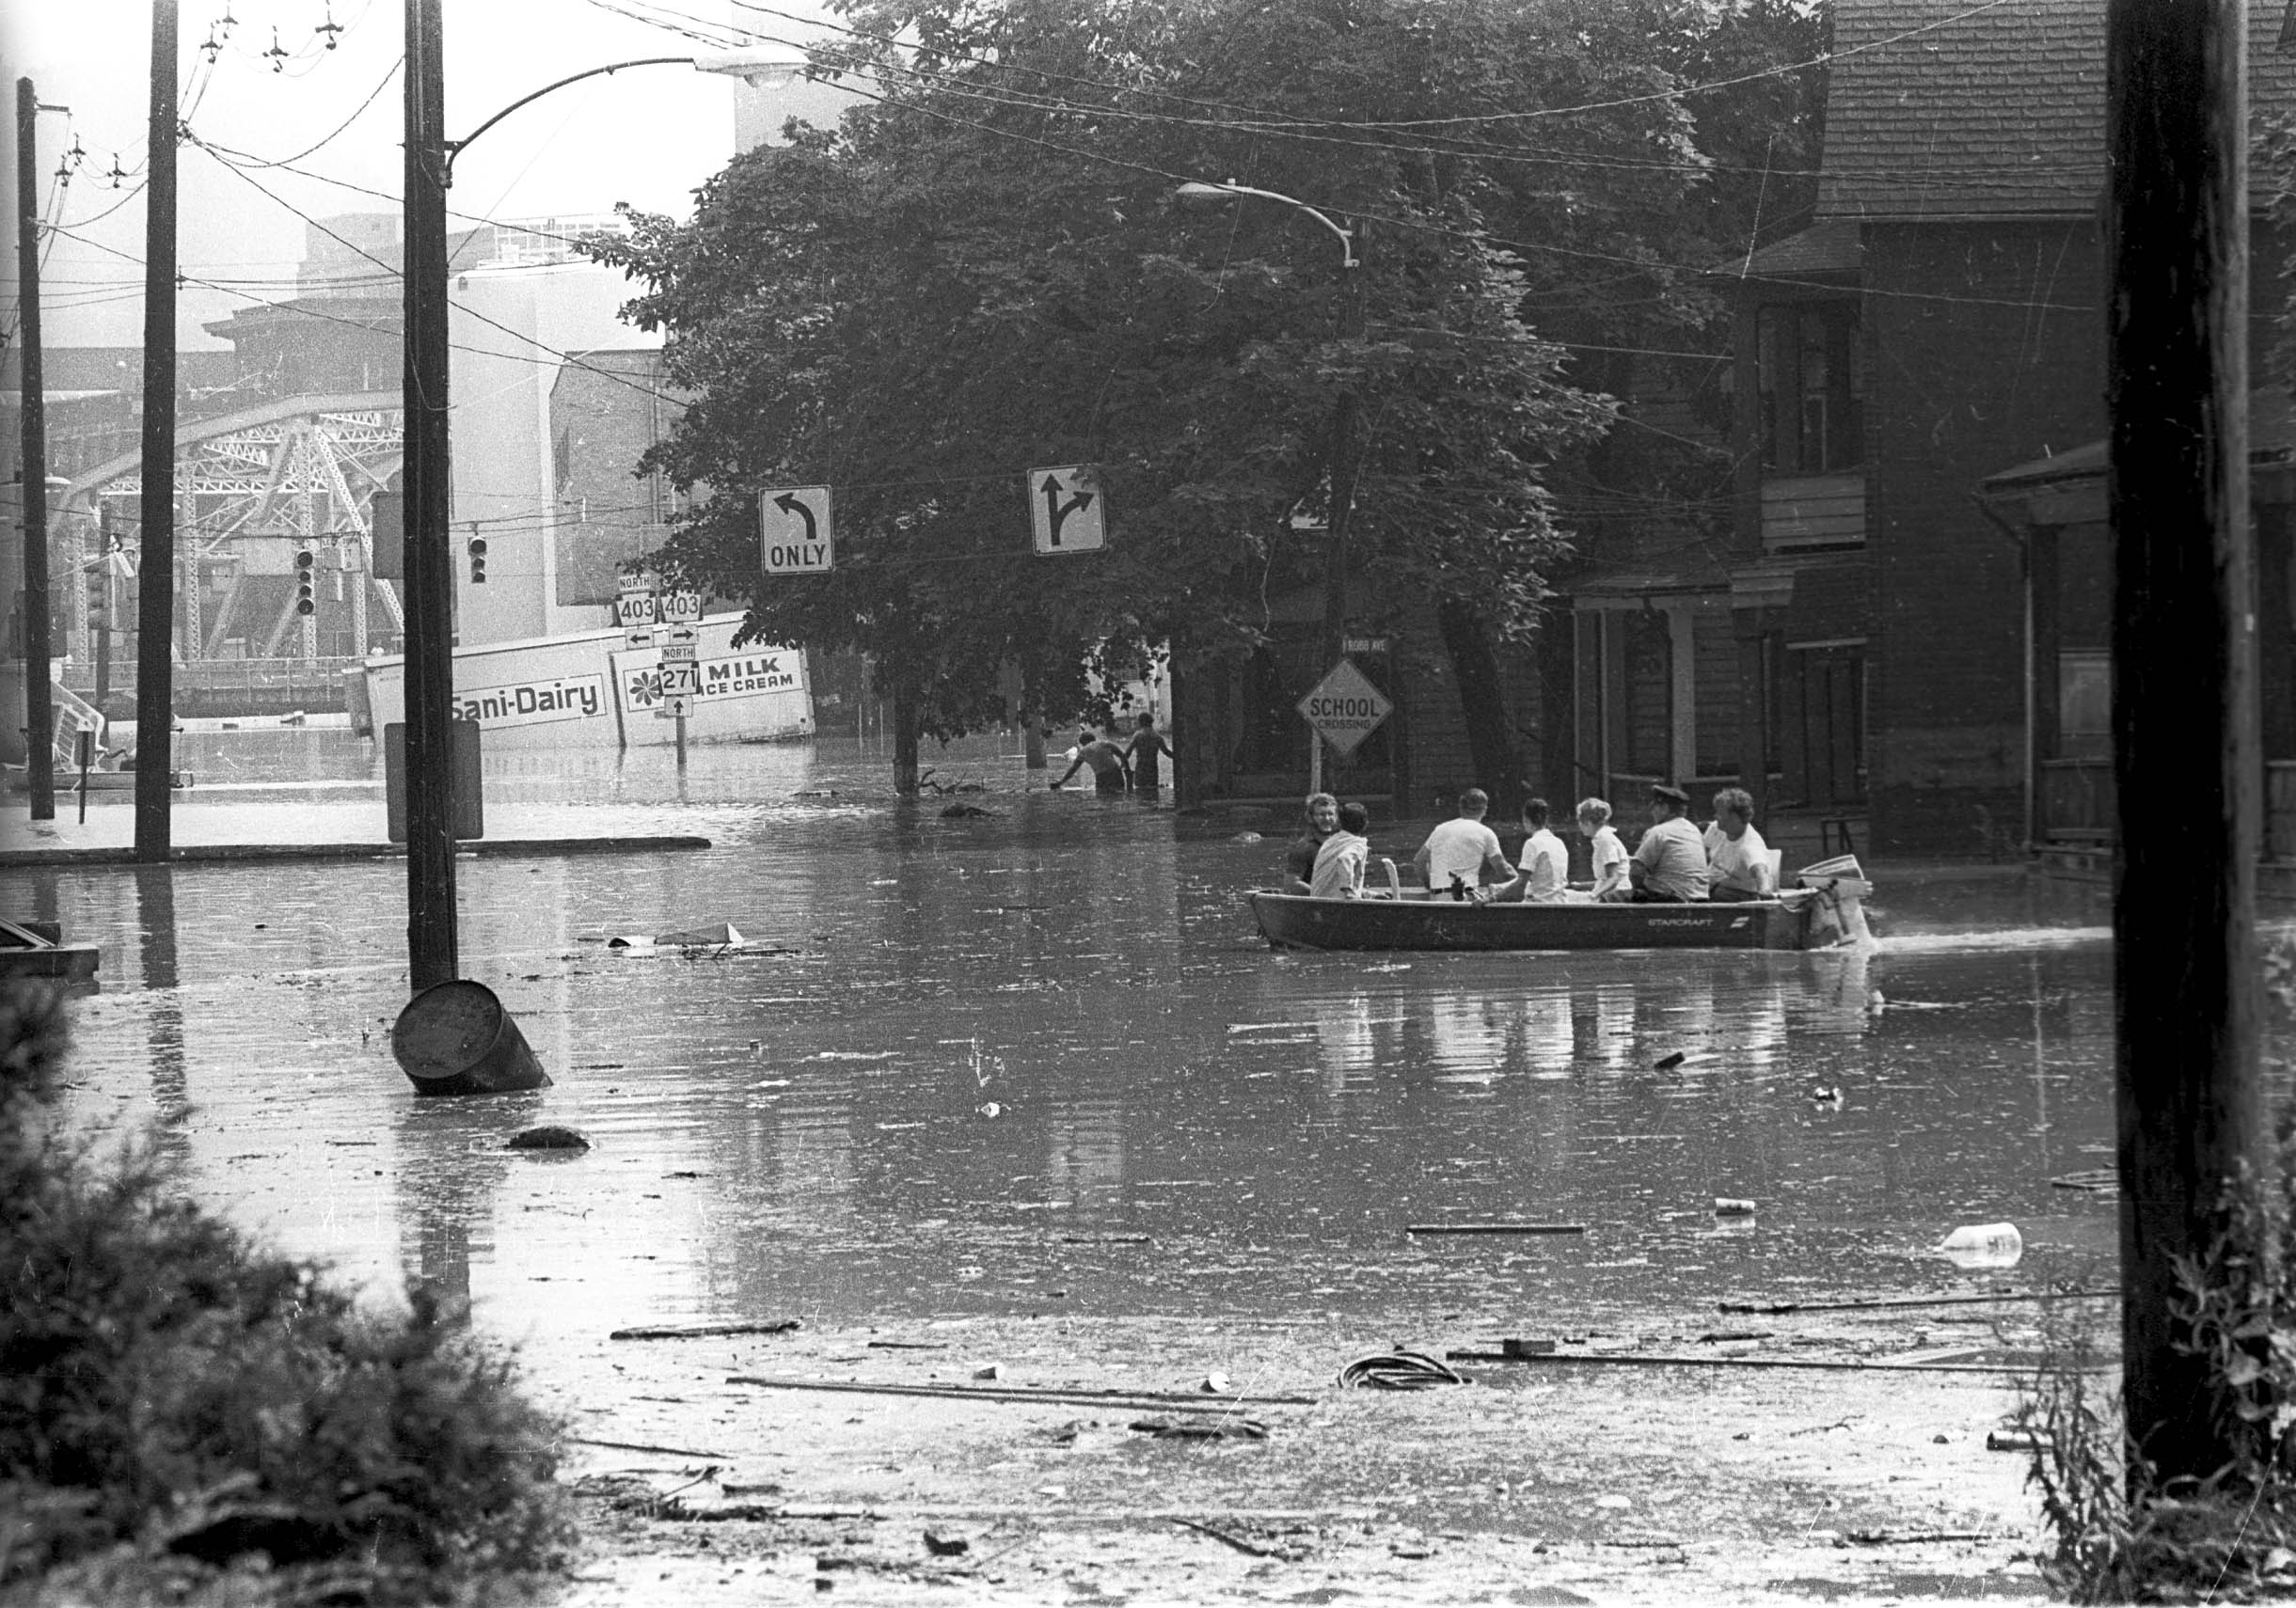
[
  {"xmin": 1492, "ymin": 796, "xmax": 1570, "ymax": 904},
  {"xmin": 1623, "ymin": 782, "xmax": 1710, "ymax": 902},
  {"xmin": 1577, "ymin": 797, "xmax": 1629, "ymax": 900},
  {"xmin": 1414, "ymin": 788, "xmax": 1514, "ymax": 899},
  {"xmin": 1050, "ymin": 727, "xmax": 1130, "ymax": 794},
  {"xmin": 1283, "ymin": 792, "xmax": 1340, "ymax": 892},
  {"xmin": 1703, "ymin": 786, "xmax": 1775, "ymax": 901},
  {"xmin": 1310, "ymin": 801, "xmax": 1374, "ymax": 897}
]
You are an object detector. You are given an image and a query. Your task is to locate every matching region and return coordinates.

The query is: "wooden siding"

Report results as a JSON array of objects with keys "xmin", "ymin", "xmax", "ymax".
[{"xmin": 1762, "ymin": 472, "xmax": 1866, "ymax": 550}]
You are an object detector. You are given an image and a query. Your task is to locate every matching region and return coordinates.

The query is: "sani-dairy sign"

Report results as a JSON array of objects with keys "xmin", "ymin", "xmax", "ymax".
[
  {"xmin": 621, "ymin": 648, "xmax": 803, "ymax": 713},
  {"xmin": 453, "ymin": 675, "xmax": 606, "ymax": 728}
]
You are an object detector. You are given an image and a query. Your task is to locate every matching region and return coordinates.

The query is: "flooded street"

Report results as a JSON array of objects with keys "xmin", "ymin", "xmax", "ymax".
[
  {"xmin": 20, "ymin": 733, "xmax": 2119, "ymax": 1336},
  {"xmin": 9, "ymin": 733, "xmax": 2141, "ymax": 1601}
]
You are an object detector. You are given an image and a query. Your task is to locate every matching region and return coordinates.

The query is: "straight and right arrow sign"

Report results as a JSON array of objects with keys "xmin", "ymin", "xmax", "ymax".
[{"xmin": 1031, "ymin": 466, "xmax": 1104, "ymax": 555}]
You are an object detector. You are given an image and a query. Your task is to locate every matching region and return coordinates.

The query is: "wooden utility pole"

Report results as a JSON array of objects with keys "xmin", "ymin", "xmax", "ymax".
[
  {"xmin": 2106, "ymin": 0, "xmax": 2261, "ymax": 1489},
  {"xmin": 16, "ymin": 77, "xmax": 54, "ymax": 820},
  {"xmin": 403, "ymin": 0, "xmax": 458, "ymax": 987},
  {"xmin": 134, "ymin": 0, "xmax": 179, "ymax": 859}
]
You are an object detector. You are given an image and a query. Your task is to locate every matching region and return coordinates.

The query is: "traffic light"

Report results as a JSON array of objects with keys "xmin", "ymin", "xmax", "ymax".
[
  {"xmin": 293, "ymin": 546, "xmax": 315, "ymax": 615},
  {"xmin": 467, "ymin": 536, "xmax": 488, "ymax": 584}
]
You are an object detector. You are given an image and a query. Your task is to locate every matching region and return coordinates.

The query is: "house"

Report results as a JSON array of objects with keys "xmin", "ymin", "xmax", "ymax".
[{"xmin": 1555, "ymin": 0, "xmax": 2296, "ymax": 859}]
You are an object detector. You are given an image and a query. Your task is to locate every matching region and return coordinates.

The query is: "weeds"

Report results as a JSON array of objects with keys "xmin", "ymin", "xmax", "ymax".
[
  {"xmin": 0, "ymin": 980, "xmax": 569, "ymax": 1604},
  {"xmin": 2017, "ymin": 1105, "xmax": 2296, "ymax": 1600}
]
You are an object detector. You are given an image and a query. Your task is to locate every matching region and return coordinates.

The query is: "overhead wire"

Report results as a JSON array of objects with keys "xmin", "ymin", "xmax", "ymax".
[{"xmin": 184, "ymin": 134, "xmax": 692, "ymax": 413}]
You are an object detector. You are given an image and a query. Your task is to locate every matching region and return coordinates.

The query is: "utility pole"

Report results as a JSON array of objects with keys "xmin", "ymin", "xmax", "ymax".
[
  {"xmin": 1315, "ymin": 219, "xmax": 1365, "ymax": 796},
  {"xmin": 16, "ymin": 77, "xmax": 54, "ymax": 820},
  {"xmin": 134, "ymin": 0, "xmax": 179, "ymax": 860},
  {"xmin": 2106, "ymin": 0, "xmax": 2260, "ymax": 1490},
  {"xmin": 403, "ymin": 0, "xmax": 458, "ymax": 988}
]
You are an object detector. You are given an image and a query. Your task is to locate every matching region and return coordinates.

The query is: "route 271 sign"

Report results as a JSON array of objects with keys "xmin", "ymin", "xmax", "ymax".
[
  {"xmin": 761, "ymin": 486, "xmax": 832, "ymax": 573},
  {"xmin": 1030, "ymin": 466, "xmax": 1104, "ymax": 555}
]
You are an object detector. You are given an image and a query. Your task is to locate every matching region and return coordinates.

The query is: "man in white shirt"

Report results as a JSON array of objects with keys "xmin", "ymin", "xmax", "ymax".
[
  {"xmin": 1494, "ymin": 796, "xmax": 1570, "ymax": 903},
  {"xmin": 1309, "ymin": 801, "xmax": 1373, "ymax": 897},
  {"xmin": 1704, "ymin": 786, "xmax": 1775, "ymax": 901},
  {"xmin": 1628, "ymin": 782, "xmax": 1710, "ymax": 902},
  {"xmin": 1414, "ymin": 788, "xmax": 1513, "ymax": 899}
]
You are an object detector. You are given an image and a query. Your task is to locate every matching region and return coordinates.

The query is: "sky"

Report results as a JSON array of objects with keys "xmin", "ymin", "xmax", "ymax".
[{"xmin": 1, "ymin": 0, "xmax": 854, "ymax": 351}]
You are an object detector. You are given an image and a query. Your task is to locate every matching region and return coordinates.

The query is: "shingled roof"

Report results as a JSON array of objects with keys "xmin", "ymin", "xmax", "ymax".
[{"xmin": 1817, "ymin": 0, "xmax": 2296, "ymax": 223}]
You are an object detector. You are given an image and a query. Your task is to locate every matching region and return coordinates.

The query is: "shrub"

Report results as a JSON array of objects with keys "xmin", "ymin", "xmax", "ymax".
[{"xmin": 0, "ymin": 981, "xmax": 569, "ymax": 1603}]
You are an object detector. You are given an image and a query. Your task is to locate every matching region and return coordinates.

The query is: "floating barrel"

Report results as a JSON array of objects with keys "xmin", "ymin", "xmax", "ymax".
[{"xmin": 390, "ymin": 980, "xmax": 550, "ymax": 1096}]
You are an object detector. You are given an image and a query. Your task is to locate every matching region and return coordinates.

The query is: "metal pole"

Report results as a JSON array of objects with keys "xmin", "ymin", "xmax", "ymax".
[
  {"xmin": 403, "ymin": 0, "xmax": 458, "ymax": 988},
  {"xmin": 1322, "ymin": 229, "xmax": 1364, "ymax": 672},
  {"xmin": 15, "ymin": 77, "xmax": 54, "ymax": 820},
  {"xmin": 95, "ymin": 509, "xmax": 112, "ymax": 712},
  {"xmin": 2106, "ymin": 0, "xmax": 2260, "ymax": 1490},
  {"xmin": 134, "ymin": 3, "xmax": 179, "ymax": 859}
]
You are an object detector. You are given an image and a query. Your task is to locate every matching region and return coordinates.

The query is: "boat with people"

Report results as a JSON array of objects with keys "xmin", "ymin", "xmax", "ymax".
[{"xmin": 1247, "ymin": 857, "xmax": 1872, "ymax": 954}]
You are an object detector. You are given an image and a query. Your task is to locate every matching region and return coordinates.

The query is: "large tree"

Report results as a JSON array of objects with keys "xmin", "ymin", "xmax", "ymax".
[{"xmin": 587, "ymin": 0, "xmax": 1815, "ymax": 794}]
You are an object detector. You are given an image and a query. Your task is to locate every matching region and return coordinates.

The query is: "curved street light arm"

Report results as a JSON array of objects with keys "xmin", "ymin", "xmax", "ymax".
[
  {"xmin": 443, "ymin": 57, "xmax": 695, "ymax": 183},
  {"xmin": 1176, "ymin": 180, "xmax": 1357, "ymax": 269}
]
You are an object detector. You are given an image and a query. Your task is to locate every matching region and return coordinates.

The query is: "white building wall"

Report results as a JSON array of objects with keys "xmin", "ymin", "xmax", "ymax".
[{"xmin": 447, "ymin": 263, "xmax": 664, "ymax": 647}]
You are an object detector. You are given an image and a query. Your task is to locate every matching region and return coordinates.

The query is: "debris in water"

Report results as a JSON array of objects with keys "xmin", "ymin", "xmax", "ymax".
[
  {"xmin": 1501, "ymin": 1338, "xmax": 1558, "ymax": 1357},
  {"xmin": 1199, "ymin": 1372, "xmax": 1232, "ymax": 1394},
  {"xmin": 974, "ymin": 1364, "xmax": 1004, "ymax": 1380},
  {"xmin": 922, "ymin": 1528, "xmax": 971, "ymax": 1556},
  {"xmin": 1338, "ymin": 1351, "xmax": 1467, "ymax": 1390},
  {"xmin": 610, "ymin": 1318, "xmax": 800, "ymax": 1341},
  {"xmin": 1130, "ymin": 1416, "xmax": 1267, "ymax": 1441},
  {"xmin": 977, "ymin": 1101, "xmax": 1002, "ymax": 1118},
  {"xmin": 1231, "ymin": 831, "xmax": 1263, "ymax": 843},
  {"xmin": 1712, "ymin": 1198, "xmax": 1757, "ymax": 1216},
  {"xmin": 1939, "ymin": 1222, "xmax": 2024, "ymax": 1269},
  {"xmin": 1654, "ymin": 1050, "xmax": 1687, "ymax": 1069},
  {"xmin": 507, "ymin": 1125, "xmax": 590, "ymax": 1151},
  {"xmin": 1810, "ymin": 1085, "xmax": 1844, "ymax": 1105}
]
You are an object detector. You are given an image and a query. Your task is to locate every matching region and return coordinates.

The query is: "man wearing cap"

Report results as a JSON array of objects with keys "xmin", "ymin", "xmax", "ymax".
[{"xmin": 1624, "ymin": 782, "xmax": 1710, "ymax": 902}]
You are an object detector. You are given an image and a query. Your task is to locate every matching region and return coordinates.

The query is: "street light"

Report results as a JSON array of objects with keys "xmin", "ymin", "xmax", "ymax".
[
  {"xmin": 400, "ymin": 0, "xmax": 804, "ymax": 991},
  {"xmin": 1177, "ymin": 178, "xmax": 1365, "ymax": 792},
  {"xmin": 441, "ymin": 50, "xmax": 807, "ymax": 183}
]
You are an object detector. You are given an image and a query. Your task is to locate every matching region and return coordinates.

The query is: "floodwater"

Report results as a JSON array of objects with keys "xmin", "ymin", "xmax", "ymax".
[{"xmin": 22, "ymin": 733, "xmax": 2131, "ymax": 1348}]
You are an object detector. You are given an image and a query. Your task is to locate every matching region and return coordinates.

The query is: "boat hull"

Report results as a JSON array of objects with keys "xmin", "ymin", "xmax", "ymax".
[{"xmin": 1246, "ymin": 891, "xmax": 1813, "ymax": 953}]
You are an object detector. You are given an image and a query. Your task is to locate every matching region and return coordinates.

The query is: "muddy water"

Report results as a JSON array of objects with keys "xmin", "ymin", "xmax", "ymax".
[{"xmin": 28, "ymin": 734, "xmax": 2123, "ymax": 1347}]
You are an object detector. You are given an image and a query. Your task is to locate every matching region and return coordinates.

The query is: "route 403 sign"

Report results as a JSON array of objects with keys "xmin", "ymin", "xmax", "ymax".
[{"xmin": 1297, "ymin": 658, "xmax": 1392, "ymax": 758}]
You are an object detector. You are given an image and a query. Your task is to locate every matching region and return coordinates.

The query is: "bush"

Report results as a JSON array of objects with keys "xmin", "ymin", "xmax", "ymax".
[{"xmin": 0, "ymin": 981, "xmax": 569, "ymax": 1603}]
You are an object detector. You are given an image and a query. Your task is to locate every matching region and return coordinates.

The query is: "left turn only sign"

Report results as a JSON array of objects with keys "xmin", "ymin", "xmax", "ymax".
[{"xmin": 761, "ymin": 486, "xmax": 833, "ymax": 574}]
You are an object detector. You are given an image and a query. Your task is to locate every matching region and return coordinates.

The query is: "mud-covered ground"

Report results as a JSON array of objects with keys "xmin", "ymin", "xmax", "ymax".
[{"xmin": 547, "ymin": 1309, "xmax": 2063, "ymax": 1605}]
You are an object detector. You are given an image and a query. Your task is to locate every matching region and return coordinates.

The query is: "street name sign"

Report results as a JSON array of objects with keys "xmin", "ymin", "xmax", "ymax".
[
  {"xmin": 1297, "ymin": 658, "xmax": 1392, "ymax": 758},
  {"xmin": 761, "ymin": 486, "xmax": 833, "ymax": 573},
  {"xmin": 1030, "ymin": 466, "xmax": 1103, "ymax": 555}
]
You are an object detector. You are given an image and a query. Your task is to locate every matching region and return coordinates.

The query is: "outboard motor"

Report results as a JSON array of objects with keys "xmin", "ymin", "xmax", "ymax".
[{"xmin": 1796, "ymin": 855, "xmax": 1873, "ymax": 947}]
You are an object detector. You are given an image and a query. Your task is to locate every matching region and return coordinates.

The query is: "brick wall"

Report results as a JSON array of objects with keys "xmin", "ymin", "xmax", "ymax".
[{"xmin": 1863, "ymin": 219, "xmax": 2106, "ymax": 853}]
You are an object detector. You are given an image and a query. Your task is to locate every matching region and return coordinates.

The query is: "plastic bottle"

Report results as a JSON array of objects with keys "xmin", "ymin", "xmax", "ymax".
[{"xmin": 1938, "ymin": 1222, "xmax": 2023, "ymax": 1269}]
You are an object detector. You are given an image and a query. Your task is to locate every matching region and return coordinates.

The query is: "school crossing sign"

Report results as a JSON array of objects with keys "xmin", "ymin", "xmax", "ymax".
[{"xmin": 1298, "ymin": 658, "xmax": 1391, "ymax": 758}]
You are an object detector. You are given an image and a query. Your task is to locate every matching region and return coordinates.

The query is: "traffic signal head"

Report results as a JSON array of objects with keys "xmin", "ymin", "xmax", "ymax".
[
  {"xmin": 293, "ymin": 546, "xmax": 315, "ymax": 615},
  {"xmin": 467, "ymin": 536, "xmax": 488, "ymax": 584}
]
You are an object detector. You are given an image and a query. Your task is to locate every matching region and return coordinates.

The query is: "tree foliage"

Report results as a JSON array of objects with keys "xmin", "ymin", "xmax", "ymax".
[{"xmin": 585, "ymin": 0, "xmax": 1829, "ymax": 785}]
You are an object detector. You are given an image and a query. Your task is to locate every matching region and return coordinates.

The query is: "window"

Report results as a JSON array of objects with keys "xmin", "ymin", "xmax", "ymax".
[
  {"xmin": 2059, "ymin": 651, "xmax": 2110, "ymax": 760},
  {"xmin": 1757, "ymin": 303, "xmax": 1863, "ymax": 474}
]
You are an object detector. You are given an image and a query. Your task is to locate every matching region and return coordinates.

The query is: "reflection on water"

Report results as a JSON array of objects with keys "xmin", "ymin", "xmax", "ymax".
[{"xmin": 26, "ymin": 733, "xmax": 2130, "ymax": 1342}]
